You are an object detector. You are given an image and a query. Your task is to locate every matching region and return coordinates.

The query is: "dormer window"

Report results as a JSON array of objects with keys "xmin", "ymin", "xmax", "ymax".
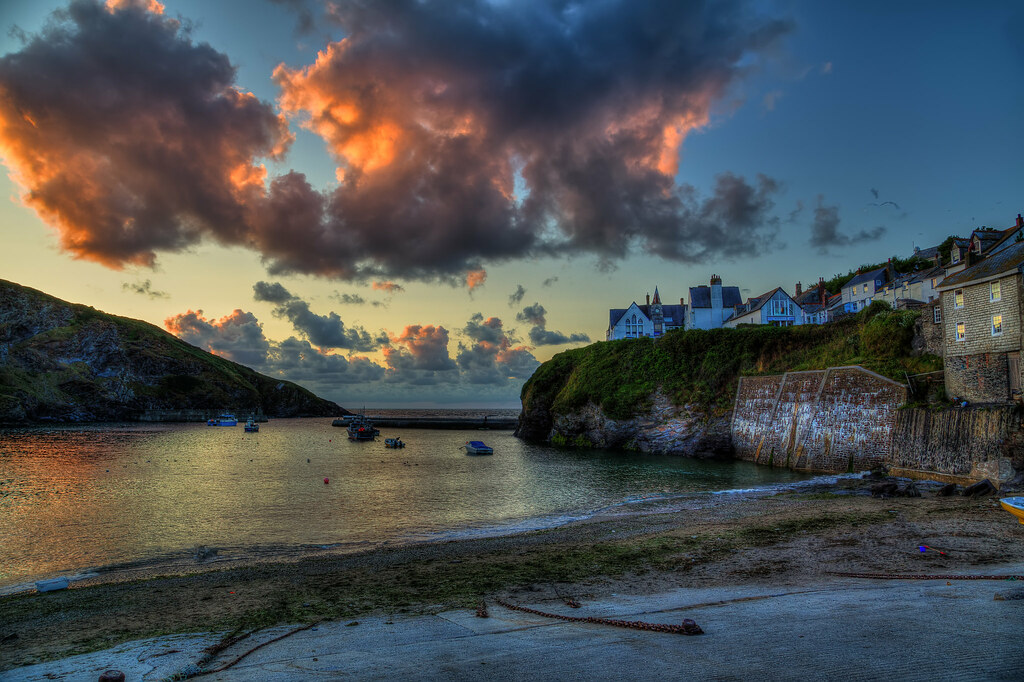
[{"xmin": 952, "ymin": 248, "xmax": 960, "ymax": 264}]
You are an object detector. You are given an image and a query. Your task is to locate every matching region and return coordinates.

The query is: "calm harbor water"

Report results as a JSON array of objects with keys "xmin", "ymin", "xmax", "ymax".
[{"xmin": 0, "ymin": 415, "xmax": 816, "ymax": 590}]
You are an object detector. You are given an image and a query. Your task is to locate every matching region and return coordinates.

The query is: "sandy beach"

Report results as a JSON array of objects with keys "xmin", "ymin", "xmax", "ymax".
[{"xmin": 3, "ymin": 476, "xmax": 1023, "ymax": 672}]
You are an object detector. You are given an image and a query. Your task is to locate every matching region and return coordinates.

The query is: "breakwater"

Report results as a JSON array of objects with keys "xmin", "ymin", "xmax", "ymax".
[{"xmin": 353, "ymin": 416, "xmax": 517, "ymax": 430}]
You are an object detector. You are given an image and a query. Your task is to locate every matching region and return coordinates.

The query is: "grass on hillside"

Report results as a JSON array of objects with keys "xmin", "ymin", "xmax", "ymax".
[{"xmin": 522, "ymin": 302, "xmax": 941, "ymax": 420}]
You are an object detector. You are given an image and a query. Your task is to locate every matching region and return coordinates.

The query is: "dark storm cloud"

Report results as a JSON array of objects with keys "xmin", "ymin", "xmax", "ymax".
[
  {"xmin": 0, "ymin": 0, "xmax": 291, "ymax": 269},
  {"xmin": 809, "ymin": 196, "xmax": 886, "ymax": 254},
  {"xmin": 122, "ymin": 279, "xmax": 168, "ymax": 299},
  {"xmin": 253, "ymin": 280, "xmax": 383, "ymax": 350},
  {"xmin": 508, "ymin": 285, "xmax": 526, "ymax": 308},
  {"xmin": 1, "ymin": 0, "xmax": 794, "ymax": 281}
]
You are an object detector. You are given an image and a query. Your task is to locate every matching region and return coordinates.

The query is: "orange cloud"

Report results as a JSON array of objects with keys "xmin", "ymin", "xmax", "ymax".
[
  {"xmin": 466, "ymin": 269, "xmax": 487, "ymax": 291},
  {"xmin": 372, "ymin": 281, "xmax": 405, "ymax": 293}
]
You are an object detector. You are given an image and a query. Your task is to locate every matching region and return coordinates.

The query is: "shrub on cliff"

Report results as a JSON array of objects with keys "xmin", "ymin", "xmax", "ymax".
[{"xmin": 521, "ymin": 303, "xmax": 940, "ymax": 421}]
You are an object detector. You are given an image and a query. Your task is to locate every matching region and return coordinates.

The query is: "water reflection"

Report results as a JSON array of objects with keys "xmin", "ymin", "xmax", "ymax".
[{"xmin": 0, "ymin": 419, "xmax": 813, "ymax": 586}]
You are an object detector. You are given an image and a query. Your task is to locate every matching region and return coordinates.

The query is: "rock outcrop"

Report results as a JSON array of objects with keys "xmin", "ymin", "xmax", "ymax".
[{"xmin": 0, "ymin": 279, "xmax": 345, "ymax": 424}]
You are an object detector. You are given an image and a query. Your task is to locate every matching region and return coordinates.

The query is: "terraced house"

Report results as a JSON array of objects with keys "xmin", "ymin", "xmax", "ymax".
[{"xmin": 936, "ymin": 235, "xmax": 1024, "ymax": 403}]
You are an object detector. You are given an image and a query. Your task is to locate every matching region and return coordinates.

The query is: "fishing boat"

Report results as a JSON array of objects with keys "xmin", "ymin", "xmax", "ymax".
[
  {"xmin": 384, "ymin": 437, "xmax": 405, "ymax": 448},
  {"xmin": 207, "ymin": 414, "xmax": 238, "ymax": 426},
  {"xmin": 331, "ymin": 415, "xmax": 354, "ymax": 427},
  {"xmin": 464, "ymin": 440, "xmax": 493, "ymax": 455},
  {"xmin": 347, "ymin": 415, "xmax": 378, "ymax": 441},
  {"xmin": 1000, "ymin": 497, "xmax": 1024, "ymax": 524},
  {"xmin": 244, "ymin": 417, "xmax": 259, "ymax": 432}
]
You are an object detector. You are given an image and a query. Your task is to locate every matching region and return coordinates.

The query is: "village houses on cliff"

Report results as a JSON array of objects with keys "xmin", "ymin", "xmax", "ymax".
[{"xmin": 606, "ymin": 212, "xmax": 1024, "ymax": 407}]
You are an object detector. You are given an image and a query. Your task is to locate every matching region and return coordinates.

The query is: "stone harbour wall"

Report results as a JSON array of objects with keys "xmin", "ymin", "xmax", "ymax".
[{"xmin": 732, "ymin": 366, "xmax": 906, "ymax": 473}]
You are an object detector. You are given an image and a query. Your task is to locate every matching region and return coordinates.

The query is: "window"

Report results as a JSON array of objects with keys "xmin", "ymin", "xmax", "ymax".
[
  {"xmin": 769, "ymin": 298, "xmax": 792, "ymax": 317},
  {"xmin": 952, "ymin": 249, "xmax": 960, "ymax": 264},
  {"xmin": 992, "ymin": 315, "xmax": 1003, "ymax": 336},
  {"xmin": 956, "ymin": 322, "xmax": 965, "ymax": 341},
  {"xmin": 931, "ymin": 278, "xmax": 937, "ymax": 288},
  {"xmin": 933, "ymin": 307, "xmax": 941, "ymax": 324},
  {"xmin": 625, "ymin": 313, "xmax": 644, "ymax": 338},
  {"xmin": 954, "ymin": 289, "xmax": 964, "ymax": 308},
  {"xmin": 991, "ymin": 281, "xmax": 1002, "ymax": 302},
  {"xmin": 862, "ymin": 284, "xmax": 868, "ymax": 294}
]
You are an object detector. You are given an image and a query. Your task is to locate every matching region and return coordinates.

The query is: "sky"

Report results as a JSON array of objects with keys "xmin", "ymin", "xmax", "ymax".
[{"xmin": 0, "ymin": 0, "xmax": 1021, "ymax": 408}]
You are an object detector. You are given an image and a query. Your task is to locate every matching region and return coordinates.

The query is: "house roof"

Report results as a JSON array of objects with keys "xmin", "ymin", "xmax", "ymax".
[
  {"xmin": 936, "ymin": 239, "xmax": 1024, "ymax": 290},
  {"xmin": 913, "ymin": 245, "xmax": 940, "ymax": 260},
  {"xmin": 843, "ymin": 266, "xmax": 888, "ymax": 290},
  {"xmin": 794, "ymin": 285, "xmax": 831, "ymax": 306},
  {"xmin": 609, "ymin": 303, "xmax": 686, "ymax": 328},
  {"xmin": 689, "ymin": 285, "xmax": 742, "ymax": 308},
  {"xmin": 735, "ymin": 287, "xmax": 793, "ymax": 315},
  {"xmin": 972, "ymin": 229, "xmax": 1003, "ymax": 252}
]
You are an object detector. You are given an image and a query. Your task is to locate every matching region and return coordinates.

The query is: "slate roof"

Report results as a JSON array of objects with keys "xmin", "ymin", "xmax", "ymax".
[
  {"xmin": 913, "ymin": 245, "xmax": 940, "ymax": 261},
  {"xmin": 794, "ymin": 285, "xmax": 830, "ymax": 306},
  {"xmin": 689, "ymin": 285, "xmax": 742, "ymax": 309},
  {"xmin": 734, "ymin": 287, "xmax": 788, "ymax": 316},
  {"xmin": 972, "ymin": 229, "xmax": 1003, "ymax": 252},
  {"xmin": 936, "ymin": 239, "xmax": 1024, "ymax": 290},
  {"xmin": 843, "ymin": 266, "xmax": 888, "ymax": 291},
  {"xmin": 609, "ymin": 303, "xmax": 687, "ymax": 329}
]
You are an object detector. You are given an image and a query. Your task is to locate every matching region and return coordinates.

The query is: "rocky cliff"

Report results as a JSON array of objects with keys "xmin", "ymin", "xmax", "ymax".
[
  {"xmin": 516, "ymin": 303, "xmax": 940, "ymax": 455},
  {"xmin": 0, "ymin": 279, "xmax": 345, "ymax": 424}
]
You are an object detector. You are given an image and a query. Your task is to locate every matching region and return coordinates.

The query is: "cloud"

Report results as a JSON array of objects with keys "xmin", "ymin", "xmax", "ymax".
[
  {"xmin": 0, "ymin": 0, "xmax": 292, "ymax": 269},
  {"xmin": 382, "ymin": 324, "xmax": 460, "ymax": 384},
  {"xmin": 122, "ymin": 279, "xmax": 168, "ymax": 299},
  {"xmin": 372, "ymin": 281, "xmax": 405, "ymax": 294},
  {"xmin": 164, "ymin": 309, "xmax": 270, "ymax": 366},
  {"xmin": 870, "ymin": 188, "xmax": 879, "ymax": 200},
  {"xmin": 541, "ymin": 277, "xmax": 559, "ymax": 287},
  {"xmin": 466, "ymin": 269, "xmax": 486, "ymax": 291},
  {"xmin": 330, "ymin": 291, "xmax": 385, "ymax": 308},
  {"xmin": 821, "ymin": 61, "xmax": 833, "ymax": 74},
  {"xmin": 516, "ymin": 303, "xmax": 547, "ymax": 327},
  {"xmin": 252, "ymin": 280, "xmax": 294, "ymax": 304},
  {"xmin": 809, "ymin": 196, "xmax": 886, "ymax": 253},
  {"xmin": 253, "ymin": 280, "xmax": 383, "ymax": 350},
  {"xmin": 0, "ymin": 0, "xmax": 796, "ymax": 282},
  {"xmin": 516, "ymin": 302, "xmax": 590, "ymax": 346},
  {"xmin": 508, "ymin": 285, "xmax": 526, "ymax": 307},
  {"xmin": 164, "ymin": 307, "xmax": 385, "ymax": 392},
  {"xmin": 528, "ymin": 327, "xmax": 591, "ymax": 346},
  {"xmin": 457, "ymin": 313, "xmax": 539, "ymax": 385}
]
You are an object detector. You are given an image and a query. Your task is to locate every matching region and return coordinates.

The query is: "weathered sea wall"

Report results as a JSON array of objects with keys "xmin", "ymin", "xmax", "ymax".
[
  {"xmin": 731, "ymin": 367, "xmax": 906, "ymax": 473},
  {"xmin": 731, "ymin": 366, "xmax": 1022, "ymax": 486},
  {"xmin": 889, "ymin": 405, "xmax": 1023, "ymax": 485}
]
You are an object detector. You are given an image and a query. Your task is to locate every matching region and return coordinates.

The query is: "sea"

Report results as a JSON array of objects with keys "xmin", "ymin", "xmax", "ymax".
[{"xmin": 0, "ymin": 409, "xmax": 826, "ymax": 593}]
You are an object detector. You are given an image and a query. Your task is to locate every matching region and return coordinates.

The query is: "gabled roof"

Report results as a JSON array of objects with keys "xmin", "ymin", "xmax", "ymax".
[
  {"xmin": 689, "ymin": 285, "xmax": 742, "ymax": 308},
  {"xmin": 843, "ymin": 266, "xmax": 888, "ymax": 290},
  {"xmin": 609, "ymin": 302, "xmax": 687, "ymax": 328},
  {"xmin": 795, "ymin": 285, "xmax": 830, "ymax": 306},
  {"xmin": 735, "ymin": 287, "xmax": 794, "ymax": 315},
  {"xmin": 971, "ymin": 229, "xmax": 1003, "ymax": 252},
  {"xmin": 936, "ymin": 240, "xmax": 1024, "ymax": 290}
]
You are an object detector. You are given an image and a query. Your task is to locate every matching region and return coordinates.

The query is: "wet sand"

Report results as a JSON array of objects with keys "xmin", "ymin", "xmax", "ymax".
[{"xmin": 2, "ymin": 477, "xmax": 1023, "ymax": 670}]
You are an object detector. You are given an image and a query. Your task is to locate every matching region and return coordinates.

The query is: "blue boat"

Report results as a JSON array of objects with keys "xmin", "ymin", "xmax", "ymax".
[
  {"xmin": 208, "ymin": 413, "xmax": 238, "ymax": 426},
  {"xmin": 464, "ymin": 440, "xmax": 493, "ymax": 455},
  {"xmin": 244, "ymin": 417, "xmax": 259, "ymax": 432}
]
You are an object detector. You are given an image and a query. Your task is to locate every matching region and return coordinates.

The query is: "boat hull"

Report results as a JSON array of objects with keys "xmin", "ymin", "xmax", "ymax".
[{"xmin": 1000, "ymin": 497, "xmax": 1024, "ymax": 524}]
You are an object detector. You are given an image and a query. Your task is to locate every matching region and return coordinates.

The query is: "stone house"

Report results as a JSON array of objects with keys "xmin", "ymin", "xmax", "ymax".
[
  {"xmin": 793, "ymin": 279, "xmax": 830, "ymax": 325},
  {"xmin": 606, "ymin": 287, "xmax": 686, "ymax": 341},
  {"xmin": 686, "ymin": 275, "xmax": 742, "ymax": 330},
  {"xmin": 725, "ymin": 287, "xmax": 804, "ymax": 327},
  {"xmin": 935, "ymin": 239, "xmax": 1024, "ymax": 403}
]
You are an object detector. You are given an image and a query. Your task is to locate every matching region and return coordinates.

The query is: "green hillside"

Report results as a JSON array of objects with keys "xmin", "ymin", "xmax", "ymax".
[
  {"xmin": 521, "ymin": 302, "xmax": 941, "ymax": 423},
  {"xmin": 0, "ymin": 278, "xmax": 345, "ymax": 423}
]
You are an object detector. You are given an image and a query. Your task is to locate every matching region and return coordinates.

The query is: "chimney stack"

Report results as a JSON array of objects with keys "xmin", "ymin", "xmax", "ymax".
[
  {"xmin": 646, "ymin": 293, "xmax": 650, "ymax": 306},
  {"xmin": 1017, "ymin": 214, "xmax": 1023, "ymax": 229},
  {"xmin": 795, "ymin": 281, "xmax": 802, "ymax": 297}
]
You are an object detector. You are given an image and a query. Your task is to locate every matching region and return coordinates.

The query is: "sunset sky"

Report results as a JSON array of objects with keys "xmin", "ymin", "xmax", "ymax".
[{"xmin": 1, "ymin": 0, "xmax": 1022, "ymax": 407}]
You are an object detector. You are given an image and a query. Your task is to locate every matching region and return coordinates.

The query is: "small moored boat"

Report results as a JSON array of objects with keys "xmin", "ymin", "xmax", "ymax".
[
  {"xmin": 384, "ymin": 437, "xmax": 405, "ymax": 448},
  {"xmin": 208, "ymin": 413, "xmax": 238, "ymax": 426},
  {"xmin": 244, "ymin": 417, "xmax": 259, "ymax": 432},
  {"xmin": 464, "ymin": 440, "xmax": 493, "ymax": 455},
  {"xmin": 347, "ymin": 415, "xmax": 379, "ymax": 441},
  {"xmin": 1000, "ymin": 497, "xmax": 1024, "ymax": 524}
]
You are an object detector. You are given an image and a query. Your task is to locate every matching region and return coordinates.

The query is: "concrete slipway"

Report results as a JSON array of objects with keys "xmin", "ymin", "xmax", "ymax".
[{"xmin": 5, "ymin": 568, "xmax": 1023, "ymax": 681}]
